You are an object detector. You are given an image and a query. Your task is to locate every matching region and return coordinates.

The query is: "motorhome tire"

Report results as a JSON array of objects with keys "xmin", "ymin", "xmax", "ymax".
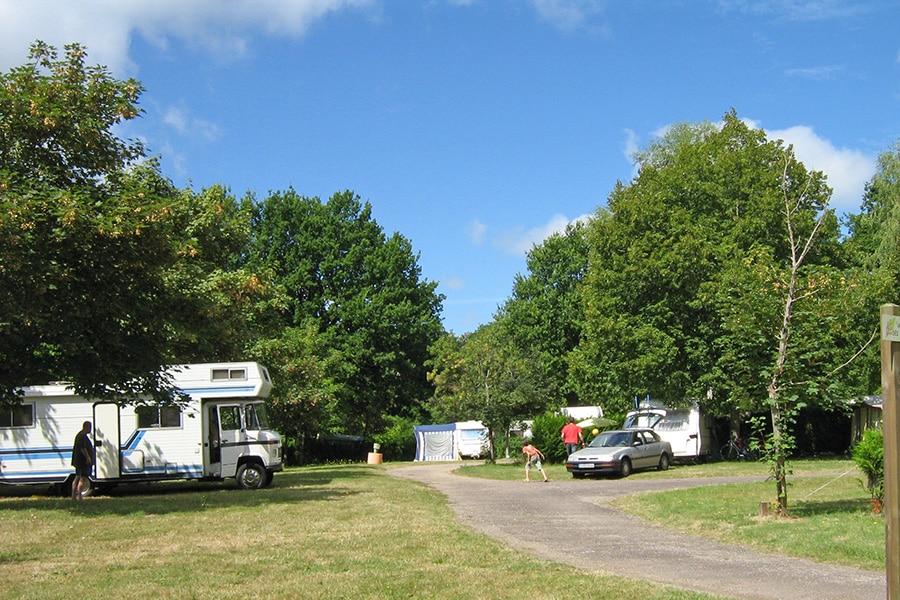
[{"xmin": 236, "ymin": 462, "xmax": 266, "ymax": 490}]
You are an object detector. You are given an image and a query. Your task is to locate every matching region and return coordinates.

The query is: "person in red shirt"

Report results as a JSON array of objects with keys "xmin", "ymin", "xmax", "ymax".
[
  {"xmin": 521, "ymin": 440, "xmax": 548, "ymax": 482},
  {"xmin": 560, "ymin": 416, "xmax": 583, "ymax": 456}
]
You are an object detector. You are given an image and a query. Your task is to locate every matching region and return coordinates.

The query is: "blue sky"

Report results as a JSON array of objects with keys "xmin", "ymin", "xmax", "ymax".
[{"xmin": 1, "ymin": 1, "xmax": 897, "ymax": 334}]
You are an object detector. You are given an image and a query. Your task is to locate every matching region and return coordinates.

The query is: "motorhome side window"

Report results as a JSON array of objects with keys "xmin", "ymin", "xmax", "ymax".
[
  {"xmin": 211, "ymin": 368, "xmax": 247, "ymax": 381},
  {"xmin": 1, "ymin": 403, "xmax": 34, "ymax": 428},
  {"xmin": 136, "ymin": 404, "xmax": 182, "ymax": 429}
]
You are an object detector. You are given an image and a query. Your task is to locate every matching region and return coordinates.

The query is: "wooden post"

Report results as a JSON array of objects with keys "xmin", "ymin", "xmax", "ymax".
[{"xmin": 880, "ymin": 304, "xmax": 900, "ymax": 600}]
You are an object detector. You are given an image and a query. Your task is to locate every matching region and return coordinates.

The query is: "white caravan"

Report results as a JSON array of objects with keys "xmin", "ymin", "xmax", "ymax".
[
  {"xmin": 623, "ymin": 400, "xmax": 711, "ymax": 462},
  {"xmin": 0, "ymin": 362, "xmax": 282, "ymax": 493}
]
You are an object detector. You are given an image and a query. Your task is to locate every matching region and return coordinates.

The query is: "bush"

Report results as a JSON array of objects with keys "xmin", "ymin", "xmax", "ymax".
[
  {"xmin": 852, "ymin": 427, "xmax": 884, "ymax": 504},
  {"xmin": 530, "ymin": 413, "xmax": 568, "ymax": 464},
  {"xmin": 374, "ymin": 415, "xmax": 418, "ymax": 461}
]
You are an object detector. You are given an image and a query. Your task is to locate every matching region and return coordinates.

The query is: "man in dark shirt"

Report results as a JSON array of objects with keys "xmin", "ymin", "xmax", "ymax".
[{"xmin": 71, "ymin": 421, "xmax": 95, "ymax": 501}]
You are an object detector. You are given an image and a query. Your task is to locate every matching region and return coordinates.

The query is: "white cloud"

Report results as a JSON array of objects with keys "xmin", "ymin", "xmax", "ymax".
[
  {"xmin": 163, "ymin": 107, "xmax": 221, "ymax": 141},
  {"xmin": 765, "ymin": 124, "xmax": 876, "ymax": 214},
  {"xmin": 0, "ymin": 0, "xmax": 376, "ymax": 74},
  {"xmin": 784, "ymin": 65, "xmax": 844, "ymax": 80},
  {"xmin": 530, "ymin": 0, "xmax": 608, "ymax": 33},
  {"xmin": 497, "ymin": 213, "xmax": 591, "ymax": 256},
  {"xmin": 716, "ymin": 0, "xmax": 866, "ymax": 21},
  {"xmin": 439, "ymin": 277, "xmax": 466, "ymax": 290},
  {"xmin": 466, "ymin": 219, "xmax": 487, "ymax": 246}
]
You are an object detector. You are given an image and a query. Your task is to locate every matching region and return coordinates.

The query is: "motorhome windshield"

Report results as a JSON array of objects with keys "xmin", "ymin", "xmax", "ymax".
[
  {"xmin": 655, "ymin": 408, "xmax": 690, "ymax": 431},
  {"xmin": 244, "ymin": 402, "xmax": 270, "ymax": 430},
  {"xmin": 624, "ymin": 412, "xmax": 662, "ymax": 428}
]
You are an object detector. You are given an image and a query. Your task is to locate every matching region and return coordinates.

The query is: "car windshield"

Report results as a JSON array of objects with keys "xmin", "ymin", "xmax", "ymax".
[{"xmin": 590, "ymin": 431, "xmax": 632, "ymax": 448}]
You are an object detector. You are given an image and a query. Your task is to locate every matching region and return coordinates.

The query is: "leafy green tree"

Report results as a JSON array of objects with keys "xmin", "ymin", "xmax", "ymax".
[
  {"xmin": 500, "ymin": 221, "xmax": 588, "ymax": 405},
  {"xmin": 248, "ymin": 324, "xmax": 337, "ymax": 464},
  {"xmin": 0, "ymin": 42, "xmax": 184, "ymax": 402},
  {"xmin": 134, "ymin": 172, "xmax": 287, "ymax": 363},
  {"xmin": 0, "ymin": 41, "xmax": 144, "ymax": 188},
  {"xmin": 428, "ymin": 322, "xmax": 550, "ymax": 462},
  {"xmin": 570, "ymin": 113, "xmax": 842, "ymax": 417},
  {"xmin": 246, "ymin": 189, "xmax": 444, "ymax": 435},
  {"xmin": 572, "ymin": 112, "xmax": 856, "ymax": 514},
  {"xmin": 839, "ymin": 142, "xmax": 900, "ymax": 395}
]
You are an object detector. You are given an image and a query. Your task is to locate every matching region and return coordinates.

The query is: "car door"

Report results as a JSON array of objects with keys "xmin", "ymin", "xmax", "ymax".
[
  {"xmin": 630, "ymin": 431, "xmax": 652, "ymax": 468},
  {"xmin": 639, "ymin": 430, "xmax": 664, "ymax": 467}
]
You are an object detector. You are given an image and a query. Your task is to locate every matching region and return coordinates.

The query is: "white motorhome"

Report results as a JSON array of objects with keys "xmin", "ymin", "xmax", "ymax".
[
  {"xmin": 0, "ymin": 362, "xmax": 282, "ymax": 493},
  {"xmin": 623, "ymin": 400, "xmax": 711, "ymax": 462}
]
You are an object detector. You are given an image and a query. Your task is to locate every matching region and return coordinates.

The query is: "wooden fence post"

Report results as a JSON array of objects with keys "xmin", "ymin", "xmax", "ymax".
[{"xmin": 880, "ymin": 303, "xmax": 900, "ymax": 600}]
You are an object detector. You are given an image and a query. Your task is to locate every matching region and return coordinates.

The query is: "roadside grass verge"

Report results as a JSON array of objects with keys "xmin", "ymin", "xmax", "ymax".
[
  {"xmin": 457, "ymin": 458, "xmax": 884, "ymax": 570},
  {"xmin": 0, "ymin": 466, "xmax": 724, "ymax": 600}
]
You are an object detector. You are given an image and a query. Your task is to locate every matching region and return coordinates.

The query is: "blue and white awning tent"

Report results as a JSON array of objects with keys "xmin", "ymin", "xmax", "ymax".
[
  {"xmin": 414, "ymin": 423, "xmax": 457, "ymax": 461},
  {"xmin": 413, "ymin": 421, "xmax": 488, "ymax": 461}
]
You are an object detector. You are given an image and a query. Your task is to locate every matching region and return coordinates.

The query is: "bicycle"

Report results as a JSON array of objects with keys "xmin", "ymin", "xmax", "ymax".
[{"xmin": 720, "ymin": 436, "xmax": 757, "ymax": 461}]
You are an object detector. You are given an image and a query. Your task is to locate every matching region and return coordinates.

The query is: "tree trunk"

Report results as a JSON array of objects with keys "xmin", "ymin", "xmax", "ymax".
[{"xmin": 770, "ymin": 402, "xmax": 789, "ymax": 516}]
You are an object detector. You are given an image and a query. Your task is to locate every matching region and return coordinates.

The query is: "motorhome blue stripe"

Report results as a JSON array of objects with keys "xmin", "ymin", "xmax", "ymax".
[
  {"xmin": 125, "ymin": 430, "xmax": 146, "ymax": 451},
  {"xmin": 179, "ymin": 386, "xmax": 256, "ymax": 394},
  {"xmin": 1, "ymin": 467, "xmax": 73, "ymax": 478},
  {"xmin": 0, "ymin": 448, "xmax": 69, "ymax": 461}
]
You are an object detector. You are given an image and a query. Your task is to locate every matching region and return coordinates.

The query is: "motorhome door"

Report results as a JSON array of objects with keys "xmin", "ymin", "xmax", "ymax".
[
  {"xmin": 93, "ymin": 403, "xmax": 121, "ymax": 480},
  {"xmin": 215, "ymin": 404, "xmax": 243, "ymax": 476},
  {"xmin": 204, "ymin": 404, "xmax": 222, "ymax": 477}
]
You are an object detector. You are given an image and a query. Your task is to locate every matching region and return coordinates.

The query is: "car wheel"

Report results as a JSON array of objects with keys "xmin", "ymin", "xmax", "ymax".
[
  {"xmin": 236, "ymin": 462, "xmax": 266, "ymax": 490},
  {"xmin": 619, "ymin": 457, "xmax": 633, "ymax": 478},
  {"xmin": 657, "ymin": 453, "xmax": 670, "ymax": 471}
]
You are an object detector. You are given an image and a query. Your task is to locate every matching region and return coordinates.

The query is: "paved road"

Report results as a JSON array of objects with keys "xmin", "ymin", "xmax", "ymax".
[{"xmin": 388, "ymin": 463, "xmax": 886, "ymax": 600}]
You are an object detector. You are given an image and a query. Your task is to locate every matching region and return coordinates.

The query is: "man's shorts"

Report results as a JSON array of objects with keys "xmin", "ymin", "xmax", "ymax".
[
  {"xmin": 73, "ymin": 465, "xmax": 91, "ymax": 478},
  {"xmin": 527, "ymin": 457, "xmax": 543, "ymax": 470}
]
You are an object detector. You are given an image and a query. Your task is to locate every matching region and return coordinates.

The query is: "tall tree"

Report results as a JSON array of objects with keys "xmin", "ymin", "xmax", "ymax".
[
  {"xmin": 570, "ymin": 113, "xmax": 841, "ymax": 416},
  {"xmin": 500, "ymin": 221, "xmax": 588, "ymax": 406},
  {"xmin": 571, "ymin": 112, "xmax": 854, "ymax": 514},
  {"xmin": 246, "ymin": 189, "xmax": 444, "ymax": 434},
  {"xmin": 427, "ymin": 322, "xmax": 550, "ymax": 461},
  {"xmin": 0, "ymin": 42, "xmax": 182, "ymax": 402},
  {"xmin": 823, "ymin": 140, "xmax": 900, "ymax": 418},
  {"xmin": 708, "ymin": 153, "xmax": 837, "ymax": 514}
]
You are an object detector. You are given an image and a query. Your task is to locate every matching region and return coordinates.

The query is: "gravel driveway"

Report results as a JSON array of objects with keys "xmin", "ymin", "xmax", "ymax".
[{"xmin": 388, "ymin": 462, "xmax": 885, "ymax": 600}]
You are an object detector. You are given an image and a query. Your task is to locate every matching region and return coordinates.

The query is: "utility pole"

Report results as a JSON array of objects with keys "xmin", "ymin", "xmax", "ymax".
[{"xmin": 880, "ymin": 304, "xmax": 900, "ymax": 600}]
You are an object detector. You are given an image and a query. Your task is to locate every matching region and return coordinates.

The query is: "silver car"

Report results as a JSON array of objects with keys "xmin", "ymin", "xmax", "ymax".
[{"xmin": 565, "ymin": 428, "xmax": 673, "ymax": 478}]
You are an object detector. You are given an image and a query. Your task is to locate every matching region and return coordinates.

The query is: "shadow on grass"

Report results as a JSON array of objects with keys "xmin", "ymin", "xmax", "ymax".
[
  {"xmin": 0, "ymin": 464, "xmax": 378, "ymax": 517},
  {"xmin": 792, "ymin": 497, "xmax": 873, "ymax": 517}
]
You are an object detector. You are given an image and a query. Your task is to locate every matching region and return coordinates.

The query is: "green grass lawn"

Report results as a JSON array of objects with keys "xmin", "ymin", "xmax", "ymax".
[
  {"xmin": 1, "ymin": 466, "xmax": 725, "ymax": 600},
  {"xmin": 457, "ymin": 457, "xmax": 885, "ymax": 570}
]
